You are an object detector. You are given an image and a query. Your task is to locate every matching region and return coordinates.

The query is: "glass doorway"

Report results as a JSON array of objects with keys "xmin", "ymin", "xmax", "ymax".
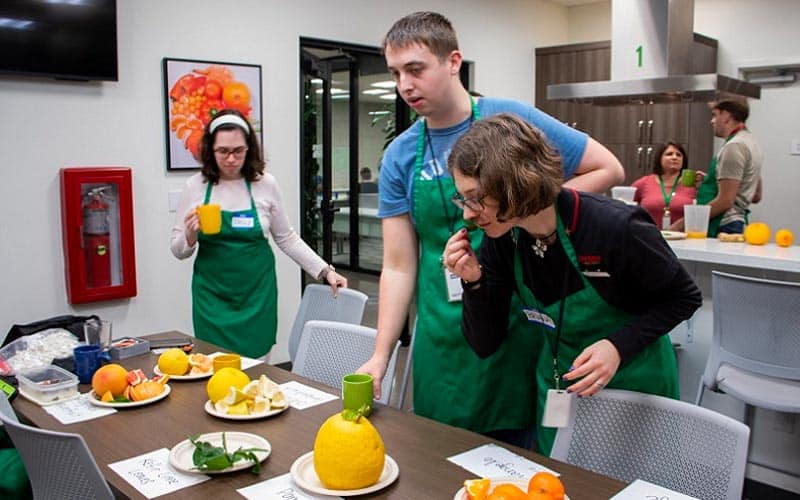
[{"xmin": 300, "ymin": 39, "xmax": 409, "ymax": 275}]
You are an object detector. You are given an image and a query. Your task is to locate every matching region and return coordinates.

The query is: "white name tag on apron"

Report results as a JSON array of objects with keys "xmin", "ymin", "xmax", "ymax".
[
  {"xmin": 231, "ymin": 214, "xmax": 255, "ymax": 229},
  {"xmin": 521, "ymin": 307, "xmax": 555, "ymax": 329},
  {"xmin": 444, "ymin": 268, "xmax": 463, "ymax": 302},
  {"xmin": 541, "ymin": 389, "xmax": 575, "ymax": 428}
]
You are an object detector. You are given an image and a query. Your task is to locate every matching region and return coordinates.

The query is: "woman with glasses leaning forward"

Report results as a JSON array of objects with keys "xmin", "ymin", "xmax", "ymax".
[
  {"xmin": 443, "ymin": 114, "xmax": 701, "ymax": 454},
  {"xmin": 171, "ymin": 109, "xmax": 347, "ymax": 358}
]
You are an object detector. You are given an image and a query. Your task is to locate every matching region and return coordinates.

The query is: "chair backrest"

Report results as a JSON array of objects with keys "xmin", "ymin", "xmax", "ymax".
[
  {"xmin": 551, "ymin": 389, "xmax": 749, "ymax": 500},
  {"xmin": 702, "ymin": 271, "xmax": 800, "ymax": 392},
  {"xmin": 291, "ymin": 320, "xmax": 400, "ymax": 406},
  {"xmin": 0, "ymin": 395, "xmax": 114, "ymax": 500},
  {"xmin": 288, "ymin": 284, "xmax": 368, "ymax": 363}
]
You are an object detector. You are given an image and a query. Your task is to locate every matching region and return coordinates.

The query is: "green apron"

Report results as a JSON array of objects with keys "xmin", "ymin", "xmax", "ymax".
[
  {"xmin": 192, "ymin": 179, "xmax": 278, "ymax": 358},
  {"xmin": 512, "ymin": 194, "xmax": 678, "ymax": 455},
  {"xmin": 410, "ymin": 103, "xmax": 540, "ymax": 433},
  {"xmin": 696, "ymin": 127, "xmax": 746, "ymax": 237}
]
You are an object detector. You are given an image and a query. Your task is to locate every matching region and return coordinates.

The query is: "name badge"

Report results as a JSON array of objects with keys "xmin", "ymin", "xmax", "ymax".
[
  {"xmin": 541, "ymin": 389, "xmax": 575, "ymax": 428},
  {"xmin": 444, "ymin": 268, "xmax": 463, "ymax": 302},
  {"xmin": 231, "ymin": 214, "xmax": 255, "ymax": 229},
  {"xmin": 521, "ymin": 307, "xmax": 555, "ymax": 329}
]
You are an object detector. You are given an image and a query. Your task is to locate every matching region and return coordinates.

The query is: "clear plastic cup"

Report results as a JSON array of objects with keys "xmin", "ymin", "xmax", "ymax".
[
  {"xmin": 684, "ymin": 204, "xmax": 711, "ymax": 238},
  {"xmin": 611, "ymin": 186, "xmax": 637, "ymax": 204}
]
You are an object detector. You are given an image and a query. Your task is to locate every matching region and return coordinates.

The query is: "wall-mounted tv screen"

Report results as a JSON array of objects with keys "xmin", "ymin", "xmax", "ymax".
[{"xmin": 0, "ymin": 0, "xmax": 117, "ymax": 82}]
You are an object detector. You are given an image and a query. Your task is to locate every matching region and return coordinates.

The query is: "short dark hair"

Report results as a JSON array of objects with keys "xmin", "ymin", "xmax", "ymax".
[
  {"xmin": 383, "ymin": 11, "xmax": 459, "ymax": 60},
  {"xmin": 447, "ymin": 113, "xmax": 563, "ymax": 221},
  {"xmin": 200, "ymin": 109, "xmax": 265, "ymax": 184},
  {"xmin": 652, "ymin": 141, "xmax": 688, "ymax": 175},
  {"xmin": 711, "ymin": 99, "xmax": 749, "ymax": 122}
]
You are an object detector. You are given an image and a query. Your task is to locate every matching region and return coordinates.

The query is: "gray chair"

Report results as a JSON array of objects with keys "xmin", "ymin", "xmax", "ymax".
[
  {"xmin": 0, "ymin": 395, "xmax": 114, "ymax": 500},
  {"xmin": 288, "ymin": 284, "xmax": 368, "ymax": 363},
  {"xmin": 696, "ymin": 271, "xmax": 800, "ymax": 413},
  {"xmin": 551, "ymin": 389, "xmax": 749, "ymax": 500},
  {"xmin": 292, "ymin": 320, "xmax": 400, "ymax": 406}
]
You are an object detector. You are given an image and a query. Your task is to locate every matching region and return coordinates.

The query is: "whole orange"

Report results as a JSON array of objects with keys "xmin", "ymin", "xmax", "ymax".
[
  {"xmin": 743, "ymin": 222, "xmax": 771, "ymax": 246},
  {"xmin": 775, "ymin": 229, "xmax": 794, "ymax": 247},
  {"xmin": 527, "ymin": 472, "xmax": 565, "ymax": 500},
  {"xmin": 487, "ymin": 483, "xmax": 527, "ymax": 500},
  {"xmin": 91, "ymin": 364, "xmax": 129, "ymax": 397}
]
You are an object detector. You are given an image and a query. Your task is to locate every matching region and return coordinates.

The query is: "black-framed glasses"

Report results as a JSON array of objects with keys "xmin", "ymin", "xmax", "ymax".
[
  {"xmin": 213, "ymin": 146, "xmax": 248, "ymax": 158},
  {"xmin": 451, "ymin": 192, "xmax": 486, "ymax": 212}
]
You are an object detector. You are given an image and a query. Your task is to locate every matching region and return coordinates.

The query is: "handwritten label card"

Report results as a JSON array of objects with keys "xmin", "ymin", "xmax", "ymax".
[
  {"xmin": 108, "ymin": 448, "xmax": 209, "ymax": 499},
  {"xmin": 610, "ymin": 479, "xmax": 699, "ymax": 500},
  {"xmin": 279, "ymin": 381, "xmax": 338, "ymax": 410},
  {"xmin": 44, "ymin": 393, "xmax": 116, "ymax": 424},
  {"xmin": 238, "ymin": 473, "xmax": 339, "ymax": 500},
  {"xmin": 448, "ymin": 443, "xmax": 558, "ymax": 479}
]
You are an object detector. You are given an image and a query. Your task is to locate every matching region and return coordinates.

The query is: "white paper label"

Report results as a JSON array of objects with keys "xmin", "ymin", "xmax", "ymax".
[{"xmin": 444, "ymin": 267, "xmax": 463, "ymax": 302}]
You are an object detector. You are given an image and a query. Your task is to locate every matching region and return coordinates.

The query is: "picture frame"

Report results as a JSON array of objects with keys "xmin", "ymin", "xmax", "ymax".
[{"xmin": 162, "ymin": 57, "xmax": 263, "ymax": 170}]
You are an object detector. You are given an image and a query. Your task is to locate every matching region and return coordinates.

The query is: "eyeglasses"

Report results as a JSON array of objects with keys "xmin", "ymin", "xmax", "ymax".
[
  {"xmin": 213, "ymin": 146, "xmax": 248, "ymax": 158},
  {"xmin": 451, "ymin": 192, "xmax": 486, "ymax": 212}
]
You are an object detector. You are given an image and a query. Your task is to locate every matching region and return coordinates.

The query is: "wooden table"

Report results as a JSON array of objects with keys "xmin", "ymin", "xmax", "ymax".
[{"xmin": 12, "ymin": 332, "xmax": 626, "ymax": 499}]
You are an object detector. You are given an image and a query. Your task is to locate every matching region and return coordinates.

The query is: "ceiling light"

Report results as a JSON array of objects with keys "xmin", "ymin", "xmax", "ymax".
[
  {"xmin": 310, "ymin": 78, "xmax": 323, "ymax": 85},
  {"xmin": 332, "ymin": 94, "xmax": 350, "ymax": 100},
  {"xmin": 371, "ymin": 80, "xmax": 397, "ymax": 89},
  {"xmin": 368, "ymin": 111, "xmax": 392, "ymax": 116},
  {"xmin": 379, "ymin": 94, "xmax": 397, "ymax": 100},
  {"xmin": 746, "ymin": 74, "xmax": 796, "ymax": 85},
  {"xmin": 363, "ymin": 89, "xmax": 389, "ymax": 95}
]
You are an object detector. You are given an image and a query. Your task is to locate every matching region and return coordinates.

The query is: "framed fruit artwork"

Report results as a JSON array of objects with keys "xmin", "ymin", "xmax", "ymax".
[{"xmin": 162, "ymin": 58, "xmax": 263, "ymax": 170}]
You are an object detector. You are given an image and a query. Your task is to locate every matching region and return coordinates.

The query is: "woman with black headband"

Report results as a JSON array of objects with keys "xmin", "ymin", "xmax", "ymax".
[{"xmin": 171, "ymin": 109, "xmax": 347, "ymax": 358}]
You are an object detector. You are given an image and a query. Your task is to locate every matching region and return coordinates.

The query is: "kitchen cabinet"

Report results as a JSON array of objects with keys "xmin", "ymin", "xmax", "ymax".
[{"xmin": 535, "ymin": 35, "xmax": 717, "ymax": 184}]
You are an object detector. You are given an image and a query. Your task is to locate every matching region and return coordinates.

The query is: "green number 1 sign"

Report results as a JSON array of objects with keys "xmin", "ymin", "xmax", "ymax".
[{"xmin": 636, "ymin": 45, "xmax": 643, "ymax": 68}]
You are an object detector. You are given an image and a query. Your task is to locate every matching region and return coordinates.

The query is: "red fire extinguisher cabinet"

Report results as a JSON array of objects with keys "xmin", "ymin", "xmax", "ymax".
[{"xmin": 60, "ymin": 167, "xmax": 137, "ymax": 304}]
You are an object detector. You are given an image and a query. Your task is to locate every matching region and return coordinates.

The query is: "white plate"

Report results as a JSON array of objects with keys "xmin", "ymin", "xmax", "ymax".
[
  {"xmin": 203, "ymin": 399, "xmax": 288, "ymax": 420},
  {"xmin": 168, "ymin": 431, "xmax": 271, "ymax": 474},
  {"xmin": 453, "ymin": 478, "xmax": 570, "ymax": 500},
  {"xmin": 290, "ymin": 451, "xmax": 399, "ymax": 497},
  {"xmin": 153, "ymin": 365, "xmax": 212, "ymax": 381},
  {"xmin": 661, "ymin": 230, "xmax": 687, "ymax": 240},
  {"xmin": 87, "ymin": 384, "xmax": 171, "ymax": 408}
]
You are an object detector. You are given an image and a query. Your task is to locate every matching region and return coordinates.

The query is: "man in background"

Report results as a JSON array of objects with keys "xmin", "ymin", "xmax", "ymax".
[
  {"xmin": 358, "ymin": 167, "xmax": 378, "ymax": 193},
  {"xmin": 696, "ymin": 99, "xmax": 763, "ymax": 236}
]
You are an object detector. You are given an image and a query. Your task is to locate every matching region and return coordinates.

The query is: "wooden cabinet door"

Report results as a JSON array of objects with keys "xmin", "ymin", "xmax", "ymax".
[{"xmin": 535, "ymin": 49, "xmax": 578, "ymax": 125}]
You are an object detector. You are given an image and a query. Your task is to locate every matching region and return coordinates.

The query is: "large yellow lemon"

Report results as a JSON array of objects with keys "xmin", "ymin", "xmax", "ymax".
[
  {"xmin": 313, "ymin": 410, "xmax": 385, "ymax": 490},
  {"xmin": 157, "ymin": 348, "xmax": 189, "ymax": 375},
  {"xmin": 744, "ymin": 222, "xmax": 771, "ymax": 246},
  {"xmin": 206, "ymin": 367, "xmax": 250, "ymax": 403}
]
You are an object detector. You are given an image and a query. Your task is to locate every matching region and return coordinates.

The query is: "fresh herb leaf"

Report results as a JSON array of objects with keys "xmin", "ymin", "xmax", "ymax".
[{"xmin": 188, "ymin": 433, "xmax": 268, "ymax": 474}]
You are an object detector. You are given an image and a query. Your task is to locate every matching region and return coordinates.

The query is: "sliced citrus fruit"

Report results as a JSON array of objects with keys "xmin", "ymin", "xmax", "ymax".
[
  {"xmin": 222, "ymin": 386, "xmax": 251, "ymax": 406},
  {"xmin": 251, "ymin": 395, "xmax": 269, "ymax": 413},
  {"xmin": 100, "ymin": 390, "xmax": 114, "ymax": 402},
  {"xmin": 227, "ymin": 401, "xmax": 250, "ymax": 415},
  {"xmin": 270, "ymin": 391, "xmax": 288, "ymax": 409},
  {"xmin": 242, "ymin": 380, "xmax": 260, "ymax": 398},
  {"xmin": 213, "ymin": 400, "xmax": 230, "ymax": 413},
  {"xmin": 464, "ymin": 478, "xmax": 490, "ymax": 500},
  {"xmin": 258, "ymin": 374, "xmax": 280, "ymax": 398}
]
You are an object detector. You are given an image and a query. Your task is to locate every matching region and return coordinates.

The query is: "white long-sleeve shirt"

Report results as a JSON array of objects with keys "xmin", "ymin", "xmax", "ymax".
[{"xmin": 170, "ymin": 173, "xmax": 327, "ymax": 278}]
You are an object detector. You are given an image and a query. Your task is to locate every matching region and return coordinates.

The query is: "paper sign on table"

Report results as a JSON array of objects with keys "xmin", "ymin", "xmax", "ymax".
[
  {"xmin": 279, "ymin": 380, "xmax": 338, "ymax": 410},
  {"xmin": 44, "ymin": 393, "xmax": 116, "ymax": 424},
  {"xmin": 238, "ymin": 473, "xmax": 339, "ymax": 500},
  {"xmin": 108, "ymin": 448, "xmax": 209, "ymax": 499},
  {"xmin": 448, "ymin": 443, "xmax": 558, "ymax": 479},
  {"xmin": 610, "ymin": 479, "xmax": 699, "ymax": 500}
]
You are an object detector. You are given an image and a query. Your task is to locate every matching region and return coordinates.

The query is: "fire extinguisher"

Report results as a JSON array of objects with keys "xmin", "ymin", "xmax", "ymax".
[{"xmin": 83, "ymin": 187, "xmax": 112, "ymax": 288}]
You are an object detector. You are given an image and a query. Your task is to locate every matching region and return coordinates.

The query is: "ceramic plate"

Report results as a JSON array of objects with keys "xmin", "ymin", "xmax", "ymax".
[
  {"xmin": 290, "ymin": 451, "xmax": 399, "ymax": 497},
  {"xmin": 153, "ymin": 365, "xmax": 212, "ymax": 381},
  {"xmin": 88, "ymin": 384, "xmax": 171, "ymax": 408},
  {"xmin": 203, "ymin": 399, "xmax": 288, "ymax": 420},
  {"xmin": 168, "ymin": 431, "xmax": 271, "ymax": 474},
  {"xmin": 661, "ymin": 230, "xmax": 687, "ymax": 240},
  {"xmin": 453, "ymin": 478, "xmax": 570, "ymax": 500}
]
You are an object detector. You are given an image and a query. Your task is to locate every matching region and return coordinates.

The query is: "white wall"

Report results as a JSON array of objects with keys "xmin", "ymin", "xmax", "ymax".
[{"xmin": 0, "ymin": 0, "xmax": 568, "ymax": 363}]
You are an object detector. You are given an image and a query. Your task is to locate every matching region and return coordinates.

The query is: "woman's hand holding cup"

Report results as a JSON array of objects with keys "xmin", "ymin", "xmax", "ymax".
[
  {"xmin": 184, "ymin": 208, "xmax": 201, "ymax": 246},
  {"xmin": 444, "ymin": 228, "xmax": 481, "ymax": 283}
]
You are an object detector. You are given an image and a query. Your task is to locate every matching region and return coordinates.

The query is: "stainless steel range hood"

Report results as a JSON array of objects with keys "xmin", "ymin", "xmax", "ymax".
[{"xmin": 547, "ymin": 0, "xmax": 760, "ymax": 104}]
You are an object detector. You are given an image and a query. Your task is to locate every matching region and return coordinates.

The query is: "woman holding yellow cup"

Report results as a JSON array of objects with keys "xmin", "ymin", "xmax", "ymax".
[{"xmin": 170, "ymin": 109, "xmax": 348, "ymax": 358}]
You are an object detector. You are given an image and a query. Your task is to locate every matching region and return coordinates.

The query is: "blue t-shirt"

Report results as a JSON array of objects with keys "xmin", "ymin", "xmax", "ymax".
[{"xmin": 377, "ymin": 97, "xmax": 588, "ymax": 221}]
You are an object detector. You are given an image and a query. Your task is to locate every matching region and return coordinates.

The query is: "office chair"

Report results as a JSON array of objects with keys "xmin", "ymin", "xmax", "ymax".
[
  {"xmin": 292, "ymin": 320, "xmax": 400, "ymax": 406},
  {"xmin": 696, "ymin": 271, "xmax": 800, "ymax": 414},
  {"xmin": 551, "ymin": 389, "xmax": 749, "ymax": 500},
  {"xmin": 288, "ymin": 284, "xmax": 368, "ymax": 363},
  {"xmin": 0, "ymin": 395, "xmax": 114, "ymax": 500}
]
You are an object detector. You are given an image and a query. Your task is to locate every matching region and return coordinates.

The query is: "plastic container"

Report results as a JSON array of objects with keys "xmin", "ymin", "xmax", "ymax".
[
  {"xmin": 109, "ymin": 337, "xmax": 150, "ymax": 360},
  {"xmin": 16, "ymin": 364, "xmax": 79, "ymax": 405},
  {"xmin": 0, "ymin": 329, "xmax": 81, "ymax": 375},
  {"xmin": 684, "ymin": 203, "xmax": 711, "ymax": 238},
  {"xmin": 611, "ymin": 186, "xmax": 637, "ymax": 204}
]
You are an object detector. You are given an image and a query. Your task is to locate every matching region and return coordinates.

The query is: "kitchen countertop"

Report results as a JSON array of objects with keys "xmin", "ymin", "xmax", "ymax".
[{"xmin": 667, "ymin": 238, "xmax": 800, "ymax": 273}]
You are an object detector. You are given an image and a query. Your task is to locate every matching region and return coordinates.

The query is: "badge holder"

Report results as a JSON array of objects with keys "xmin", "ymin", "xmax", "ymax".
[
  {"xmin": 542, "ymin": 363, "xmax": 576, "ymax": 428},
  {"xmin": 444, "ymin": 267, "xmax": 463, "ymax": 302}
]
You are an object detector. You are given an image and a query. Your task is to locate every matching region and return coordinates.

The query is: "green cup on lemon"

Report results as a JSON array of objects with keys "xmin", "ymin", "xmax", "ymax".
[{"xmin": 342, "ymin": 373, "xmax": 374, "ymax": 416}]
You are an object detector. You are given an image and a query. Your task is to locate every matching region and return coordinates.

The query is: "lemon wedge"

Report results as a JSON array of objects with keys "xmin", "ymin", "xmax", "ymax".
[
  {"xmin": 223, "ymin": 386, "xmax": 251, "ymax": 405},
  {"xmin": 227, "ymin": 401, "xmax": 250, "ymax": 415},
  {"xmin": 242, "ymin": 380, "xmax": 260, "ymax": 398},
  {"xmin": 270, "ymin": 391, "xmax": 288, "ymax": 409},
  {"xmin": 214, "ymin": 400, "xmax": 230, "ymax": 413},
  {"xmin": 251, "ymin": 395, "xmax": 269, "ymax": 413},
  {"xmin": 258, "ymin": 374, "xmax": 280, "ymax": 398}
]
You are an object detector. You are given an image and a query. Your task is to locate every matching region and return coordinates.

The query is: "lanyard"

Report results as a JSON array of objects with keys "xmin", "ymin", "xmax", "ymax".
[
  {"xmin": 658, "ymin": 174, "xmax": 679, "ymax": 209},
  {"xmin": 416, "ymin": 96, "xmax": 480, "ymax": 234}
]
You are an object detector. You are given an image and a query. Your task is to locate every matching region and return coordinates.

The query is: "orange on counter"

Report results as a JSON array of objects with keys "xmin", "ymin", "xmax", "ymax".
[
  {"xmin": 775, "ymin": 229, "xmax": 794, "ymax": 247},
  {"xmin": 744, "ymin": 222, "xmax": 771, "ymax": 245}
]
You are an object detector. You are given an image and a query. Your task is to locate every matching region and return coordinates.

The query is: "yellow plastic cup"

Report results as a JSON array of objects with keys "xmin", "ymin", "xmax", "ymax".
[
  {"xmin": 212, "ymin": 353, "xmax": 241, "ymax": 372},
  {"xmin": 197, "ymin": 204, "xmax": 222, "ymax": 235}
]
